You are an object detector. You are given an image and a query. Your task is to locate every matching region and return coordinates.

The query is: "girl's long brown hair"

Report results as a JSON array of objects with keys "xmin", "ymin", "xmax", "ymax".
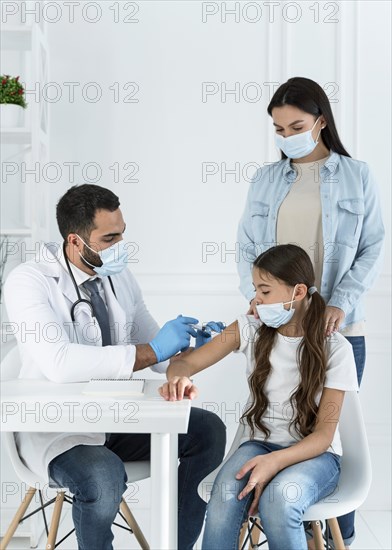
[{"xmin": 242, "ymin": 244, "xmax": 327, "ymax": 440}]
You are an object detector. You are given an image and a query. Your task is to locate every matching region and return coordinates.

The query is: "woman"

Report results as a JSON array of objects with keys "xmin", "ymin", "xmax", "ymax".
[
  {"xmin": 236, "ymin": 77, "xmax": 384, "ymax": 548},
  {"xmin": 160, "ymin": 244, "xmax": 358, "ymax": 550}
]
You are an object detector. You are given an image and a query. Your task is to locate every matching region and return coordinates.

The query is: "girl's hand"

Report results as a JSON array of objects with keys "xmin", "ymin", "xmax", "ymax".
[
  {"xmin": 236, "ymin": 453, "xmax": 280, "ymax": 517},
  {"xmin": 158, "ymin": 376, "xmax": 198, "ymax": 401},
  {"xmin": 325, "ymin": 306, "xmax": 345, "ymax": 336},
  {"xmin": 247, "ymin": 298, "xmax": 259, "ymax": 319}
]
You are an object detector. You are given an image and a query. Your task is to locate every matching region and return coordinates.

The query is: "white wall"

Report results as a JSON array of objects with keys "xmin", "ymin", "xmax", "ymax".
[{"xmin": 3, "ymin": 0, "xmax": 390, "ymax": 512}]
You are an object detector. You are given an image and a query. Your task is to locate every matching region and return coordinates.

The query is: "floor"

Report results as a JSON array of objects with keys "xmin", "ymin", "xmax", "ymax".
[{"xmin": 3, "ymin": 507, "xmax": 391, "ymax": 549}]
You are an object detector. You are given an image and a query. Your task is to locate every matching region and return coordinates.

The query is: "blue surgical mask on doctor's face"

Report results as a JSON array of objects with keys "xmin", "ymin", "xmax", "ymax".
[
  {"xmin": 76, "ymin": 234, "xmax": 128, "ymax": 277},
  {"xmin": 275, "ymin": 116, "xmax": 323, "ymax": 159},
  {"xmin": 255, "ymin": 286, "xmax": 298, "ymax": 328}
]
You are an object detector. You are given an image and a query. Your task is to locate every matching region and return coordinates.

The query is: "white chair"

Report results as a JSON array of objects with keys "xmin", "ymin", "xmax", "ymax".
[
  {"xmin": 198, "ymin": 391, "xmax": 372, "ymax": 550},
  {"xmin": 0, "ymin": 345, "xmax": 151, "ymax": 550}
]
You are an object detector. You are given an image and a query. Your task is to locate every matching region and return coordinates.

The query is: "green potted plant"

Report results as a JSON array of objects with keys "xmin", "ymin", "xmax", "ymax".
[{"xmin": 0, "ymin": 75, "xmax": 27, "ymax": 127}]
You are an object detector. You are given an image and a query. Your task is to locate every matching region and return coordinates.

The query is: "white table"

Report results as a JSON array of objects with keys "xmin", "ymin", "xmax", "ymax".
[{"xmin": 0, "ymin": 378, "xmax": 191, "ymax": 550}]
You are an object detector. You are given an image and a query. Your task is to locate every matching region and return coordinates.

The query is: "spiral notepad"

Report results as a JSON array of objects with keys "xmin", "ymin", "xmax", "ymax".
[{"xmin": 82, "ymin": 378, "xmax": 145, "ymax": 396}]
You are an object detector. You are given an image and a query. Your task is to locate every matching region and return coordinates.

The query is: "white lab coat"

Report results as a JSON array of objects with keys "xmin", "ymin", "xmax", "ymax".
[{"xmin": 3, "ymin": 242, "xmax": 167, "ymax": 480}]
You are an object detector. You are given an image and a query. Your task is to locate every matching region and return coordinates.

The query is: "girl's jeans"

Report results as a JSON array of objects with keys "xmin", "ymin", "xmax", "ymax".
[{"xmin": 202, "ymin": 440, "xmax": 341, "ymax": 550}]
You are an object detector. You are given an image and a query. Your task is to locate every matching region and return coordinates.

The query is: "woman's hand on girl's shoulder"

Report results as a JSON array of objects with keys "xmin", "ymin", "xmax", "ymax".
[
  {"xmin": 324, "ymin": 306, "xmax": 345, "ymax": 336},
  {"xmin": 158, "ymin": 376, "xmax": 198, "ymax": 401}
]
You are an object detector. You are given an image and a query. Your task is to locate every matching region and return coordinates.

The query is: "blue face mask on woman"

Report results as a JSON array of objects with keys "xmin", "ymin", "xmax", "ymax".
[
  {"xmin": 256, "ymin": 286, "xmax": 297, "ymax": 328},
  {"xmin": 275, "ymin": 116, "xmax": 324, "ymax": 159},
  {"xmin": 76, "ymin": 234, "xmax": 128, "ymax": 277}
]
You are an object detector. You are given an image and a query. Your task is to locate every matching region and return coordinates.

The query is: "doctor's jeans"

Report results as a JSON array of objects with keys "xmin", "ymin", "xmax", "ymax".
[
  {"xmin": 48, "ymin": 407, "xmax": 226, "ymax": 550},
  {"xmin": 201, "ymin": 440, "xmax": 341, "ymax": 550}
]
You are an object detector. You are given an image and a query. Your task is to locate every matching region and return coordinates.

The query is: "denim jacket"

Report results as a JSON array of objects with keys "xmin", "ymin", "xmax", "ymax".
[{"xmin": 237, "ymin": 152, "xmax": 385, "ymax": 328}]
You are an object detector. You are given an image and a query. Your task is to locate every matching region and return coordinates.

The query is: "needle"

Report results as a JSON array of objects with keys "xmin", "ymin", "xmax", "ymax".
[{"xmin": 190, "ymin": 324, "xmax": 220, "ymax": 334}]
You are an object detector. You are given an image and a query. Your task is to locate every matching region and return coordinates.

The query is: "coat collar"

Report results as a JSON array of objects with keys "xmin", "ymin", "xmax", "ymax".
[
  {"xmin": 34, "ymin": 243, "xmax": 75, "ymax": 305},
  {"xmin": 37, "ymin": 242, "xmax": 128, "ymax": 345},
  {"xmin": 39, "ymin": 242, "xmax": 93, "ymax": 304}
]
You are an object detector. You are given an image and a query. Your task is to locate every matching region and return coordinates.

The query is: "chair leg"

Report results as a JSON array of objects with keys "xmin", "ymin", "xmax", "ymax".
[
  {"xmin": 248, "ymin": 518, "xmax": 262, "ymax": 549},
  {"xmin": 238, "ymin": 520, "xmax": 248, "ymax": 549},
  {"xmin": 327, "ymin": 518, "xmax": 345, "ymax": 550},
  {"xmin": 311, "ymin": 520, "xmax": 325, "ymax": 550},
  {"xmin": 0, "ymin": 487, "xmax": 37, "ymax": 549},
  {"xmin": 120, "ymin": 499, "xmax": 150, "ymax": 550},
  {"xmin": 46, "ymin": 492, "xmax": 65, "ymax": 550}
]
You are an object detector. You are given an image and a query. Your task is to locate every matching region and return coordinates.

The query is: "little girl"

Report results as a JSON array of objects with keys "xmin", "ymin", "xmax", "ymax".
[{"xmin": 159, "ymin": 244, "xmax": 358, "ymax": 550}]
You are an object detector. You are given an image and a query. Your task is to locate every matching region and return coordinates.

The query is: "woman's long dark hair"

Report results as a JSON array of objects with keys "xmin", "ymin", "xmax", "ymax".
[
  {"xmin": 242, "ymin": 244, "xmax": 327, "ymax": 440},
  {"xmin": 267, "ymin": 77, "xmax": 351, "ymax": 159}
]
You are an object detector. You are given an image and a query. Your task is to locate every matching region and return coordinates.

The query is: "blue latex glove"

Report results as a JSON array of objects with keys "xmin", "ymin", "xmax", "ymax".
[
  {"xmin": 195, "ymin": 321, "xmax": 225, "ymax": 349},
  {"xmin": 150, "ymin": 315, "xmax": 198, "ymax": 362}
]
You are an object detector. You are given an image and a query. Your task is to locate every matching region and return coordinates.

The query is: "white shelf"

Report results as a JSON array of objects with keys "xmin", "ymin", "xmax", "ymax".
[
  {"xmin": 0, "ymin": 228, "xmax": 32, "ymax": 236},
  {"xmin": 0, "ymin": 128, "xmax": 32, "ymax": 145},
  {"xmin": 0, "ymin": 18, "xmax": 50, "ymax": 544},
  {"xmin": 2, "ymin": 26, "xmax": 32, "ymax": 51}
]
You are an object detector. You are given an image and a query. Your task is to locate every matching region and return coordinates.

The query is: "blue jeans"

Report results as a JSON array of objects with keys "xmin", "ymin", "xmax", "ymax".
[
  {"xmin": 201, "ymin": 440, "xmax": 341, "ymax": 550},
  {"xmin": 345, "ymin": 336, "xmax": 366, "ymax": 386},
  {"xmin": 48, "ymin": 407, "xmax": 226, "ymax": 550},
  {"xmin": 331, "ymin": 335, "xmax": 366, "ymax": 547}
]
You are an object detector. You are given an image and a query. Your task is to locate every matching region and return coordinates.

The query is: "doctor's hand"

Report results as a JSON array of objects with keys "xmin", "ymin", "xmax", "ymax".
[
  {"xmin": 247, "ymin": 298, "xmax": 259, "ymax": 319},
  {"xmin": 149, "ymin": 315, "xmax": 198, "ymax": 363},
  {"xmin": 195, "ymin": 321, "xmax": 226, "ymax": 348},
  {"xmin": 159, "ymin": 376, "xmax": 198, "ymax": 401},
  {"xmin": 236, "ymin": 453, "xmax": 280, "ymax": 517}
]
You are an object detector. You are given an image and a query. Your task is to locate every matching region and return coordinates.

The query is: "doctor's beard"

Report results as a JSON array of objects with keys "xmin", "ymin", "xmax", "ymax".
[{"xmin": 79, "ymin": 242, "xmax": 103, "ymax": 271}]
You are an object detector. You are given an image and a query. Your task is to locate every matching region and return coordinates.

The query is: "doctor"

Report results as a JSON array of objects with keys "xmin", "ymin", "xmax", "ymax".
[{"xmin": 4, "ymin": 183, "xmax": 226, "ymax": 550}]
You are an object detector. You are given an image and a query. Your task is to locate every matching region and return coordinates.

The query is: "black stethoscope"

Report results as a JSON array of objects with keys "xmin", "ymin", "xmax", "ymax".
[{"xmin": 63, "ymin": 242, "xmax": 116, "ymax": 322}]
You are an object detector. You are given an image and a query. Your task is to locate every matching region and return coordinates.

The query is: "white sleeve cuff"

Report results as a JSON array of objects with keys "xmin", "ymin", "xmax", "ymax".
[{"xmin": 116, "ymin": 345, "xmax": 136, "ymax": 378}]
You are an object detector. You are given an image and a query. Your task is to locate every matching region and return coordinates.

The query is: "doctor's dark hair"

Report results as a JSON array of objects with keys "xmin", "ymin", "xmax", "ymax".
[
  {"xmin": 56, "ymin": 184, "xmax": 120, "ymax": 240},
  {"xmin": 242, "ymin": 244, "xmax": 328, "ymax": 441},
  {"xmin": 268, "ymin": 77, "xmax": 351, "ymax": 159}
]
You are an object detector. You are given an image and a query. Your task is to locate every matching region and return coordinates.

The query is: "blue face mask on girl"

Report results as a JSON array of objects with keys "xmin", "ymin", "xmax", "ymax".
[
  {"xmin": 275, "ymin": 116, "xmax": 324, "ymax": 159},
  {"xmin": 76, "ymin": 234, "xmax": 128, "ymax": 277},
  {"xmin": 256, "ymin": 286, "xmax": 298, "ymax": 328}
]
